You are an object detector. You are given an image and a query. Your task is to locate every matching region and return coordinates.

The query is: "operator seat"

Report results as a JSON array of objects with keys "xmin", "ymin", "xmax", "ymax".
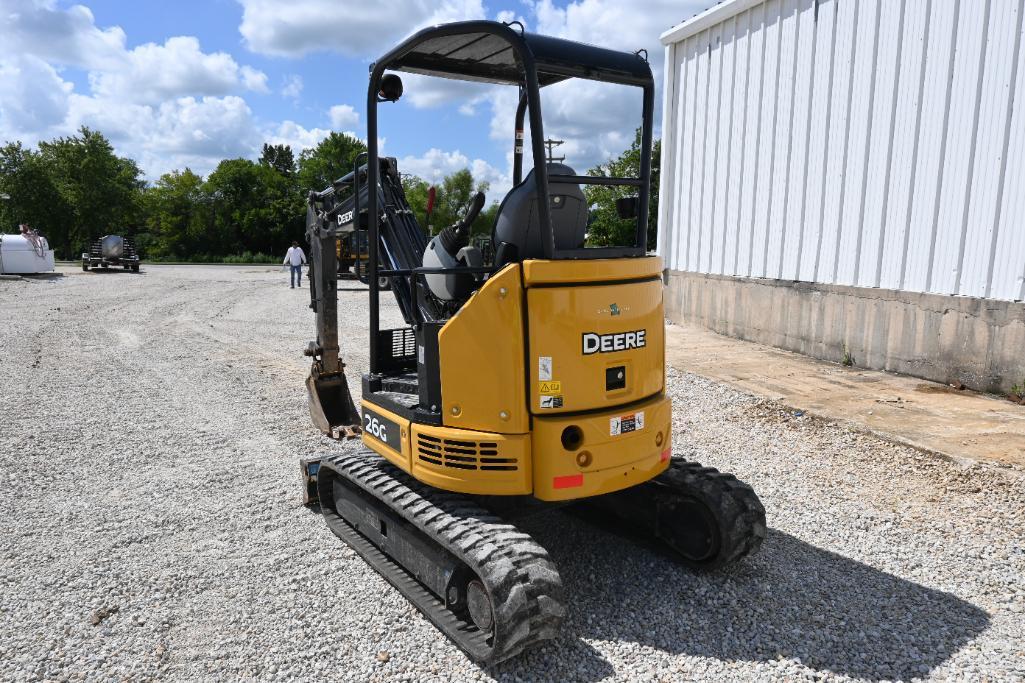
[{"xmin": 492, "ymin": 163, "xmax": 587, "ymax": 268}]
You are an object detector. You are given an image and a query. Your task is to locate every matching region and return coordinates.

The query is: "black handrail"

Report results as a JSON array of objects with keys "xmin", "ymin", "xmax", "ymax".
[
  {"xmin": 378, "ymin": 266, "xmax": 493, "ymax": 277},
  {"xmin": 549, "ymin": 175, "xmax": 643, "ymax": 187}
]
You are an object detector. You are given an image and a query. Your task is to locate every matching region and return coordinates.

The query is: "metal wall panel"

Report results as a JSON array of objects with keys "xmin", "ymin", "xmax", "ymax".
[
  {"xmin": 858, "ymin": 0, "xmax": 899, "ymax": 288},
  {"xmin": 737, "ymin": 2, "xmax": 767, "ymax": 277},
  {"xmin": 878, "ymin": 0, "xmax": 929, "ymax": 291},
  {"xmin": 816, "ymin": 0, "xmax": 855, "ymax": 283},
  {"xmin": 723, "ymin": 11, "xmax": 752, "ymax": 276},
  {"xmin": 658, "ymin": 0, "xmax": 1025, "ymax": 301},
  {"xmin": 991, "ymin": 1, "xmax": 1025, "ymax": 302},
  {"xmin": 798, "ymin": 0, "xmax": 837, "ymax": 283}
]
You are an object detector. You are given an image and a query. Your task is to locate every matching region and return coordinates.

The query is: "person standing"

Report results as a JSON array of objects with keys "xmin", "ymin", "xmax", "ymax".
[{"xmin": 283, "ymin": 241, "xmax": 307, "ymax": 288}]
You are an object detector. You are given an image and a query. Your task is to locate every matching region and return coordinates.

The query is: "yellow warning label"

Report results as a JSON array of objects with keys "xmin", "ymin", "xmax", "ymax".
[{"xmin": 538, "ymin": 380, "xmax": 562, "ymax": 395}]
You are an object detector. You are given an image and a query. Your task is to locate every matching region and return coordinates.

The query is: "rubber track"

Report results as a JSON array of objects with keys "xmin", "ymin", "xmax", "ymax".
[
  {"xmin": 318, "ymin": 451, "xmax": 565, "ymax": 665},
  {"xmin": 658, "ymin": 458, "xmax": 767, "ymax": 570}
]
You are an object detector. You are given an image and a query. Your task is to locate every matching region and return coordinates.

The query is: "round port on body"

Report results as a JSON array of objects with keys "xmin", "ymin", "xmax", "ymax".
[
  {"xmin": 575, "ymin": 450, "xmax": 593, "ymax": 468},
  {"xmin": 655, "ymin": 431, "xmax": 664, "ymax": 447},
  {"xmin": 561, "ymin": 425, "xmax": 584, "ymax": 451}
]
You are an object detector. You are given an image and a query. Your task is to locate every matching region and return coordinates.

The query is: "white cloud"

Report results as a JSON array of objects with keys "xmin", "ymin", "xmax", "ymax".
[
  {"xmin": 237, "ymin": 0, "xmax": 486, "ymax": 57},
  {"xmin": 63, "ymin": 94, "xmax": 263, "ymax": 178},
  {"xmin": 356, "ymin": 0, "xmax": 703, "ymax": 178},
  {"xmin": 264, "ymin": 121, "xmax": 334, "ymax": 154},
  {"xmin": 149, "ymin": 96, "xmax": 260, "ymax": 158},
  {"xmin": 527, "ymin": 0, "xmax": 703, "ymax": 132},
  {"xmin": 328, "ymin": 104, "xmax": 359, "ymax": 129},
  {"xmin": 0, "ymin": 56, "xmax": 73, "ymax": 136},
  {"xmin": 402, "ymin": 72, "xmax": 497, "ymax": 112},
  {"xmin": 1, "ymin": 0, "xmax": 708, "ymax": 189},
  {"xmin": 471, "ymin": 0, "xmax": 707, "ymax": 174},
  {"xmin": 240, "ymin": 65, "xmax": 270, "ymax": 94},
  {"xmin": 0, "ymin": 0, "xmax": 127, "ymax": 70},
  {"xmin": 281, "ymin": 74, "xmax": 303, "ymax": 100},
  {"xmin": 89, "ymin": 36, "xmax": 269, "ymax": 105},
  {"xmin": 398, "ymin": 148, "xmax": 510, "ymax": 200},
  {"xmin": 0, "ymin": 3, "xmax": 275, "ymax": 180}
]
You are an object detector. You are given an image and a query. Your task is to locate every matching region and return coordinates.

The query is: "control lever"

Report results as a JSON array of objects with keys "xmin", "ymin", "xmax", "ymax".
[
  {"xmin": 454, "ymin": 191, "xmax": 486, "ymax": 238},
  {"xmin": 421, "ymin": 191, "xmax": 487, "ymax": 301},
  {"xmin": 438, "ymin": 191, "xmax": 486, "ymax": 257}
]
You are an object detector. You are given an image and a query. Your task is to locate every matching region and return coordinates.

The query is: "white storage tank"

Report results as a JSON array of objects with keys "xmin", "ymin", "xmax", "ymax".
[{"xmin": 0, "ymin": 234, "xmax": 56, "ymax": 274}]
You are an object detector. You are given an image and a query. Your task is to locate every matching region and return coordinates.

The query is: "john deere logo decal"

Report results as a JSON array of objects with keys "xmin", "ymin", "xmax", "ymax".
[
  {"xmin": 597, "ymin": 303, "xmax": 629, "ymax": 316},
  {"xmin": 582, "ymin": 330, "xmax": 646, "ymax": 355}
]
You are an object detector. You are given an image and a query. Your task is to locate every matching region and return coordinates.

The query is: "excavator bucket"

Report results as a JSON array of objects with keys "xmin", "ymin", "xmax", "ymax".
[{"xmin": 306, "ymin": 368, "xmax": 361, "ymax": 438}]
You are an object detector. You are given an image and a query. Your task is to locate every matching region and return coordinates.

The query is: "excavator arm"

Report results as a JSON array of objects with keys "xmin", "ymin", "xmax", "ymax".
[
  {"xmin": 304, "ymin": 195, "xmax": 361, "ymax": 437},
  {"xmin": 303, "ymin": 157, "xmax": 434, "ymax": 437}
]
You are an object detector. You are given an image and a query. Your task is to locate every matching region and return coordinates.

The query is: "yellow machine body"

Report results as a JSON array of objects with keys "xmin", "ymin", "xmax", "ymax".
[{"xmin": 361, "ymin": 256, "xmax": 670, "ymax": 501}]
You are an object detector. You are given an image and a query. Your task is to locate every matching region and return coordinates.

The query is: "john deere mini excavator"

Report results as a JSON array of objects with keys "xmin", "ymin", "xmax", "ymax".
[{"xmin": 301, "ymin": 21, "xmax": 766, "ymax": 665}]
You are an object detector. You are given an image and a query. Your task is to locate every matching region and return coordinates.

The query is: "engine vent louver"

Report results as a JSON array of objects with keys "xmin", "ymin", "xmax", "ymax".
[{"xmin": 416, "ymin": 434, "xmax": 518, "ymax": 471}]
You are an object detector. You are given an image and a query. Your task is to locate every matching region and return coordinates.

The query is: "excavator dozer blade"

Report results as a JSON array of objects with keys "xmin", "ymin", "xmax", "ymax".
[{"xmin": 306, "ymin": 370, "xmax": 361, "ymax": 437}]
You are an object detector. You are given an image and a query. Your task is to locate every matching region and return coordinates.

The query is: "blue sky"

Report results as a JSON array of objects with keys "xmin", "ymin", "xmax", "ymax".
[{"xmin": 0, "ymin": 0, "xmax": 708, "ymax": 196}]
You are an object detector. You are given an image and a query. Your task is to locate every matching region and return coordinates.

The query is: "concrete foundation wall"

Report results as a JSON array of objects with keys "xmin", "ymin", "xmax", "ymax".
[{"xmin": 665, "ymin": 271, "xmax": 1025, "ymax": 395}]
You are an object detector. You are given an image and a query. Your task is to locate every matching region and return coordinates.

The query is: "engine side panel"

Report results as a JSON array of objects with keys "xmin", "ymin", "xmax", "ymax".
[{"xmin": 438, "ymin": 264, "xmax": 528, "ymax": 433}]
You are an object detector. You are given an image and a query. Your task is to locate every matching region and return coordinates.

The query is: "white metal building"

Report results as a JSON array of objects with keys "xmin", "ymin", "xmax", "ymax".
[
  {"xmin": 659, "ymin": 0, "xmax": 1025, "ymax": 301},
  {"xmin": 657, "ymin": 0, "xmax": 1025, "ymax": 392}
]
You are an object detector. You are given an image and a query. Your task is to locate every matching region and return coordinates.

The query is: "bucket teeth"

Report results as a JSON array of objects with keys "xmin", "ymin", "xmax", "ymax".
[{"xmin": 306, "ymin": 367, "xmax": 360, "ymax": 435}]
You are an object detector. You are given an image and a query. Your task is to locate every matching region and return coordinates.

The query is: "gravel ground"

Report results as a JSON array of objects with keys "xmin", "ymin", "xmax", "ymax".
[{"xmin": 1, "ymin": 264, "xmax": 1023, "ymax": 683}]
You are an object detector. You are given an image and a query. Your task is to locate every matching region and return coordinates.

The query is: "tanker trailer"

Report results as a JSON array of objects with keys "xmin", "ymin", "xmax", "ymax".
[{"xmin": 82, "ymin": 234, "xmax": 140, "ymax": 272}]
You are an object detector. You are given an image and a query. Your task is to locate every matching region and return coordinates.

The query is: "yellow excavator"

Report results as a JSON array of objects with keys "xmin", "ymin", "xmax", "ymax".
[{"xmin": 301, "ymin": 20, "xmax": 765, "ymax": 665}]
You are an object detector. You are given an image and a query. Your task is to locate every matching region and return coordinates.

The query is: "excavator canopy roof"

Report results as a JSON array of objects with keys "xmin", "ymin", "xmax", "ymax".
[{"xmin": 377, "ymin": 20, "xmax": 653, "ymax": 88}]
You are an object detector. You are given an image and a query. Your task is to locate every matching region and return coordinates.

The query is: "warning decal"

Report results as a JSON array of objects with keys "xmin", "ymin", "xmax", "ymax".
[
  {"xmin": 538, "ymin": 380, "xmax": 562, "ymax": 395},
  {"xmin": 610, "ymin": 410, "xmax": 645, "ymax": 436},
  {"xmin": 539, "ymin": 395, "xmax": 564, "ymax": 409},
  {"xmin": 538, "ymin": 356, "xmax": 552, "ymax": 381}
]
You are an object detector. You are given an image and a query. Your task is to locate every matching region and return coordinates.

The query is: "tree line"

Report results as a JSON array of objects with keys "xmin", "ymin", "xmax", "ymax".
[
  {"xmin": 0, "ymin": 126, "xmax": 658, "ymax": 261},
  {"xmin": 0, "ymin": 127, "xmax": 482, "ymax": 262}
]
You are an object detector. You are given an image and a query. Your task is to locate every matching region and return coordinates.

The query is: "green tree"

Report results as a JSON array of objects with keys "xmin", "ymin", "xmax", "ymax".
[
  {"xmin": 401, "ymin": 168, "xmax": 494, "ymax": 235},
  {"xmin": 297, "ymin": 132, "xmax": 367, "ymax": 192},
  {"xmin": 0, "ymin": 142, "xmax": 69, "ymax": 248},
  {"xmin": 260, "ymin": 143, "xmax": 296, "ymax": 177},
  {"xmin": 37, "ymin": 127, "xmax": 144, "ymax": 257},
  {"xmin": 584, "ymin": 128, "xmax": 660, "ymax": 250},
  {"xmin": 400, "ymin": 174, "xmax": 432, "ymax": 230},
  {"xmin": 204, "ymin": 158, "xmax": 304, "ymax": 257},
  {"xmin": 141, "ymin": 169, "xmax": 206, "ymax": 258}
]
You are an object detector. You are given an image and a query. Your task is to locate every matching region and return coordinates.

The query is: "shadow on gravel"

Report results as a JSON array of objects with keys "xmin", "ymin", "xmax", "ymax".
[
  {"xmin": 82, "ymin": 269, "xmax": 143, "ymax": 275},
  {"xmin": 14, "ymin": 273, "xmax": 64, "ymax": 281},
  {"xmin": 495, "ymin": 514, "xmax": 990, "ymax": 682}
]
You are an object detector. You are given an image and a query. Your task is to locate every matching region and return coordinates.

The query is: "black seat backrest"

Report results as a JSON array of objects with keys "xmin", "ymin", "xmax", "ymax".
[{"xmin": 492, "ymin": 163, "xmax": 587, "ymax": 266}]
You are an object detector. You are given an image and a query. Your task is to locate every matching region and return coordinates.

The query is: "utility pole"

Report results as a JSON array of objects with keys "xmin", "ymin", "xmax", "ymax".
[{"xmin": 544, "ymin": 138, "xmax": 565, "ymax": 164}]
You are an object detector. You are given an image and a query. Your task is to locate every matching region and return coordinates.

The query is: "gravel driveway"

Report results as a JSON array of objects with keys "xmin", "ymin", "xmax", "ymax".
[{"xmin": 1, "ymin": 264, "xmax": 1023, "ymax": 682}]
